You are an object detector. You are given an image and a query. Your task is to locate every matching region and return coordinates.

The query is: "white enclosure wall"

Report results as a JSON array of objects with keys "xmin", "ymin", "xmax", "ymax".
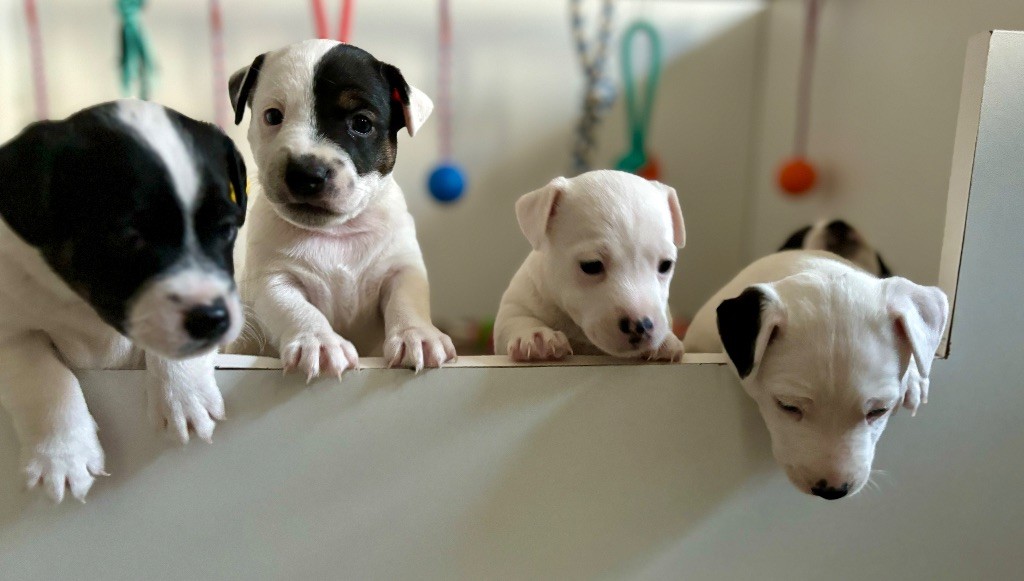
[
  {"xmin": 745, "ymin": 0, "xmax": 1024, "ymax": 285},
  {"xmin": 0, "ymin": 30, "xmax": 1022, "ymax": 580}
]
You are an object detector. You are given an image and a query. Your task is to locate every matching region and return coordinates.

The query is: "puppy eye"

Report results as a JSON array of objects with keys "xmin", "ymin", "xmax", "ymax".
[
  {"xmin": 348, "ymin": 114, "xmax": 374, "ymax": 136},
  {"xmin": 579, "ymin": 260, "xmax": 604, "ymax": 275},
  {"xmin": 216, "ymin": 220, "xmax": 239, "ymax": 243},
  {"xmin": 263, "ymin": 108, "xmax": 284, "ymax": 126},
  {"xmin": 866, "ymin": 408, "xmax": 889, "ymax": 422},
  {"xmin": 776, "ymin": 399, "xmax": 803, "ymax": 419},
  {"xmin": 658, "ymin": 260, "xmax": 674, "ymax": 274}
]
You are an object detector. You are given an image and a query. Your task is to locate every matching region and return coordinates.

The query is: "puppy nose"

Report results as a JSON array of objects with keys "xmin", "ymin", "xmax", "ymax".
[
  {"xmin": 285, "ymin": 157, "xmax": 331, "ymax": 198},
  {"xmin": 810, "ymin": 479, "xmax": 850, "ymax": 500},
  {"xmin": 184, "ymin": 298, "xmax": 230, "ymax": 341},
  {"xmin": 618, "ymin": 317, "xmax": 654, "ymax": 344}
]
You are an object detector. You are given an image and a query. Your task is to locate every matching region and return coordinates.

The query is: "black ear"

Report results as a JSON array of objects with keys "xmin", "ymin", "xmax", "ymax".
[
  {"xmin": 876, "ymin": 253, "xmax": 894, "ymax": 278},
  {"xmin": 0, "ymin": 121, "xmax": 66, "ymax": 246},
  {"xmin": 716, "ymin": 286, "xmax": 785, "ymax": 379},
  {"xmin": 380, "ymin": 63, "xmax": 412, "ymax": 134},
  {"xmin": 225, "ymin": 138, "xmax": 248, "ymax": 223},
  {"xmin": 778, "ymin": 225, "xmax": 811, "ymax": 251},
  {"xmin": 229, "ymin": 53, "xmax": 267, "ymax": 126}
]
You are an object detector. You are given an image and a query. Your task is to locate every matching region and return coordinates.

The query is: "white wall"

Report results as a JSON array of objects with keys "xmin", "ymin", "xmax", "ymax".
[
  {"xmin": 0, "ymin": 0, "xmax": 766, "ymax": 323},
  {"xmin": 745, "ymin": 0, "xmax": 1024, "ymax": 286}
]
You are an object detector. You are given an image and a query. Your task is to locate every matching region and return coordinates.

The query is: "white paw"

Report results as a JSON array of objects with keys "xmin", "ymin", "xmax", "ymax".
[
  {"xmin": 280, "ymin": 330, "xmax": 360, "ymax": 382},
  {"xmin": 506, "ymin": 327, "xmax": 572, "ymax": 362},
  {"xmin": 23, "ymin": 426, "xmax": 106, "ymax": 504},
  {"xmin": 643, "ymin": 334, "xmax": 686, "ymax": 363},
  {"xmin": 147, "ymin": 373, "xmax": 225, "ymax": 444},
  {"xmin": 902, "ymin": 365, "xmax": 929, "ymax": 416},
  {"xmin": 385, "ymin": 325, "xmax": 457, "ymax": 371}
]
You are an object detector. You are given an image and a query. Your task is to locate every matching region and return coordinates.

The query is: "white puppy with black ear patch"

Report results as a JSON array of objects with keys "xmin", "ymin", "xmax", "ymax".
[
  {"xmin": 0, "ymin": 100, "xmax": 249, "ymax": 502},
  {"xmin": 495, "ymin": 170, "xmax": 686, "ymax": 361},
  {"xmin": 228, "ymin": 39, "xmax": 455, "ymax": 377},
  {"xmin": 684, "ymin": 250, "xmax": 949, "ymax": 500}
]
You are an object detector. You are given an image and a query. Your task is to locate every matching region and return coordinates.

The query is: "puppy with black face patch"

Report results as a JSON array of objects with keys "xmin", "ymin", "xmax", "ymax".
[
  {"xmin": 779, "ymin": 218, "xmax": 893, "ymax": 277},
  {"xmin": 229, "ymin": 40, "xmax": 455, "ymax": 377},
  {"xmin": 0, "ymin": 100, "xmax": 248, "ymax": 502},
  {"xmin": 684, "ymin": 251, "xmax": 948, "ymax": 500}
]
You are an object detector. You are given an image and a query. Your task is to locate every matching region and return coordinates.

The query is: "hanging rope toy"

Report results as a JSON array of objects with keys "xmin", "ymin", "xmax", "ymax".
[
  {"xmin": 24, "ymin": 0, "xmax": 48, "ymax": 119},
  {"xmin": 311, "ymin": 0, "xmax": 355, "ymax": 43},
  {"xmin": 117, "ymin": 0, "xmax": 156, "ymax": 100},
  {"xmin": 427, "ymin": 0, "xmax": 465, "ymax": 203},
  {"xmin": 570, "ymin": 0, "xmax": 617, "ymax": 174},
  {"xmin": 778, "ymin": 0, "xmax": 823, "ymax": 196},
  {"xmin": 614, "ymin": 20, "xmax": 662, "ymax": 180},
  {"xmin": 209, "ymin": 0, "xmax": 228, "ymax": 127}
]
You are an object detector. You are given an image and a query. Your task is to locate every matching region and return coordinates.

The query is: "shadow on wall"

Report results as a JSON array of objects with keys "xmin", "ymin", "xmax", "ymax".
[{"xmin": 457, "ymin": 365, "xmax": 773, "ymax": 579}]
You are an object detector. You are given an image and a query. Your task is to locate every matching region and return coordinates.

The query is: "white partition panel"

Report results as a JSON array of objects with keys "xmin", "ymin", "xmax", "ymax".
[{"xmin": 1, "ymin": 31, "xmax": 1023, "ymax": 580}]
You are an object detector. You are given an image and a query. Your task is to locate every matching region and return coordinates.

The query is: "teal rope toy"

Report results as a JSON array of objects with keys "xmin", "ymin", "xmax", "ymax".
[
  {"xmin": 117, "ymin": 0, "xmax": 156, "ymax": 99},
  {"xmin": 615, "ymin": 20, "xmax": 662, "ymax": 180}
]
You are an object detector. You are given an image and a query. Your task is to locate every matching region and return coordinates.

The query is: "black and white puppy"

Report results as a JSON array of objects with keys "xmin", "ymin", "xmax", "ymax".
[
  {"xmin": 228, "ymin": 40, "xmax": 455, "ymax": 377},
  {"xmin": 684, "ymin": 251, "xmax": 947, "ymax": 500},
  {"xmin": 0, "ymin": 100, "xmax": 248, "ymax": 502},
  {"xmin": 779, "ymin": 218, "xmax": 893, "ymax": 277}
]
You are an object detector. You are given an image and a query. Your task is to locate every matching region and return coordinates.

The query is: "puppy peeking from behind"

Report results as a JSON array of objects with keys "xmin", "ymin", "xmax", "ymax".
[
  {"xmin": 495, "ymin": 170, "xmax": 687, "ymax": 362},
  {"xmin": 228, "ymin": 39, "xmax": 455, "ymax": 379}
]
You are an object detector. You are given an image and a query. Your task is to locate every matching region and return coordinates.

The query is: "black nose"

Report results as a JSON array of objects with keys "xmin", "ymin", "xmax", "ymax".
[
  {"xmin": 184, "ymin": 298, "xmax": 230, "ymax": 341},
  {"xmin": 619, "ymin": 317, "xmax": 654, "ymax": 344},
  {"xmin": 811, "ymin": 480, "xmax": 850, "ymax": 500},
  {"xmin": 285, "ymin": 157, "xmax": 331, "ymax": 198}
]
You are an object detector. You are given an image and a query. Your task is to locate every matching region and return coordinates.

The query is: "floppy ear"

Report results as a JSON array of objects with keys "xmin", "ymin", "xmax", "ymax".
[
  {"xmin": 0, "ymin": 121, "xmax": 65, "ymax": 246},
  {"xmin": 225, "ymin": 137, "xmax": 248, "ymax": 223},
  {"xmin": 650, "ymin": 181, "xmax": 685, "ymax": 248},
  {"xmin": 876, "ymin": 253, "xmax": 894, "ymax": 278},
  {"xmin": 229, "ymin": 53, "xmax": 267, "ymax": 126},
  {"xmin": 515, "ymin": 177, "xmax": 568, "ymax": 251},
  {"xmin": 716, "ymin": 284, "xmax": 787, "ymax": 379},
  {"xmin": 778, "ymin": 225, "xmax": 812, "ymax": 251},
  {"xmin": 884, "ymin": 277, "xmax": 949, "ymax": 380},
  {"xmin": 381, "ymin": 64, "xmax": 433, "ymax": 137}
]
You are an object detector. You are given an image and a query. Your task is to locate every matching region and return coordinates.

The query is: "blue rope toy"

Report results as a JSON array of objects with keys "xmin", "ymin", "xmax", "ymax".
[{"xmin": 118, "ymin": 0, "xmax": 156, "ymax": 100}]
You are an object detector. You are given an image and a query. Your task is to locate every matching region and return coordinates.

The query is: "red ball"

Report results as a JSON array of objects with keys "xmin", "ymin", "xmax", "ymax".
[
  {"xmin": 777, "ymin": 157, "xmax": 817, "ymax": 195},
  {"xmin": 636, "ymin": 155, "xmax": 661, "ymax": 181}
]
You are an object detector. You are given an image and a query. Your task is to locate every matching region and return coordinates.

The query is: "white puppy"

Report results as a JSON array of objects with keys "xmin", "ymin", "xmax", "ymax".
[
  {"xmin": 228, "ymin": 40, "xmax": 455, "ymax": 377},
  {"xmin": 495, "ymin": 170, "xmax": 687, "ymax": 361},
  {"xmin": 685, "ymin": 250, "xmax": 949, "ymax": 499},
  {"xmin": 0, "ymin": 101, "xmax": 248, "ymax": 502}
]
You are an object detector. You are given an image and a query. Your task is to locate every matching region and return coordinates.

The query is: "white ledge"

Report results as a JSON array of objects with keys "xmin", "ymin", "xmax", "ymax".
[{"xmin": 213, "ymin": 353, "xmax": 731, "ymax": 370}]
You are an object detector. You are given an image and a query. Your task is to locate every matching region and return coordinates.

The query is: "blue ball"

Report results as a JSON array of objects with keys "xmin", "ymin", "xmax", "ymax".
[{"xmin": 428, "ymin": 164, "xmax": 466, "ymax": 203}]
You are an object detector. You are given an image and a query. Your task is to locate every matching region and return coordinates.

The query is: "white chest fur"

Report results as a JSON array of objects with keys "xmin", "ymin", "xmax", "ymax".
[{"xmin": 238, "ymin": 183, "xmax": 426, "ymax": 356}]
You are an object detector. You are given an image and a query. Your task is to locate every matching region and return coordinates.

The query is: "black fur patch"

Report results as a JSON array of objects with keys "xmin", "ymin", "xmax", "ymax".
[
  {"xmin": 778, "ymin": 225, "xmax": 811, "ymax": 251},
  {"xmin": 876, "ymin": 253, "xmax": 893, "ymax": 278},
  {"xmin": 0, "ymin": 102, "xmax": 246, "ymax": 333},
  {"xmin": 312, "ymin": 44, "xmax": 411, "ymax": 177},
  {"xmin": 716, "ymin": 287, "xmax": 769, "ymax": 378}
]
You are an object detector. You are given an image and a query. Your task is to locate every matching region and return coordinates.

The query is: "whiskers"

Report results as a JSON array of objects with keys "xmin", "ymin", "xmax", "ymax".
[{"xmin": 863, "ymin": 469, "xmax": 892, "ymax": 494}]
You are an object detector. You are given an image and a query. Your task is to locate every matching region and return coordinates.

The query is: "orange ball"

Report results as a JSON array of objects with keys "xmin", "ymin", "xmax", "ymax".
[{"xmin": 777, "ymin": 157, "xmax": 817, "ymax": 195}]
